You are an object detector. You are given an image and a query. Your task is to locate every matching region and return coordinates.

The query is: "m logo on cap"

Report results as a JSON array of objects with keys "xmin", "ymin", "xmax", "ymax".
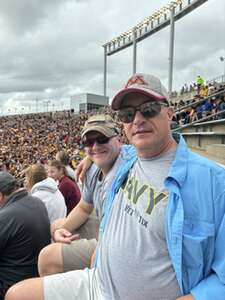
[{"xmin": 125, "ymin": 75, "xmax": 147, "ymax": 89}]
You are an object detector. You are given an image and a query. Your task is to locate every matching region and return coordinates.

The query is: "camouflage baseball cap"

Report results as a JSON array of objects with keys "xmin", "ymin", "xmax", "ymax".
[{"xmin": 81, "ymin": 115, "xmax": 119, "ymax": 138}]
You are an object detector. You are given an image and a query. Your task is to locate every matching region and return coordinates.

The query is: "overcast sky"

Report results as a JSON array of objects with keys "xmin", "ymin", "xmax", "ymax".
[{"xmin": 0, "ymin": 0, "xmax": 224, "ymax": 114}]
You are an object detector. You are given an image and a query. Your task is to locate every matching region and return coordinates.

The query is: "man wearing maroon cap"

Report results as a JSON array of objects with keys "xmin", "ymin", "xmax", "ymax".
[
  {"xmin": 6, "ymin": 73, "xmax": 225, "ymax": 300},
  {"xmin": 111, "ymin": 73, "xmax": 169, "ymax": 109}
]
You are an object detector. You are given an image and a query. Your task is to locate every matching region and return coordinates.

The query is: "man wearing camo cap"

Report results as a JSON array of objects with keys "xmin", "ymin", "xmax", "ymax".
[{"xmin": 37, "ymin": 114, "xmax": 134, "ymax": 278}]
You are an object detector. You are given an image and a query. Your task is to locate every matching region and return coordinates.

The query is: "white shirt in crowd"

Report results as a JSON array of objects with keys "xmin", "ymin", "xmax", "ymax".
[{"xmin": 31, "ymin": 177, "xmax": 67, "ymax": 223}]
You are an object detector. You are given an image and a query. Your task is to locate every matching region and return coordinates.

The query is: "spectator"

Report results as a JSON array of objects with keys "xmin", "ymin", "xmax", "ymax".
[
  {"xmin": 38, "ymin": 114, "xmax": 125, "ymax": 276},
  {"xmin": 196, "ymin": 75, "xmax": 204, "ymax": 94},
  {"xmin": 180, "ymin": 86, "xmax": 184, "ymax": 95},
  {"xmin": 55, "ymin": 151, "xmax": 76, "ymax": 181},
  {"xmin": 48, "ymin": 160, "xmax": 81, "ymax": 215},
  {"xmin": 196, "ymin": 103, "xmax": 203, "ymax": 120},
  {"xmin": 184, "ymin": 83, "xmax": 188, "ymax": 93},
  {"xmin": 199, "ymin": 85, "xmax": 208, "ymax": 98},
  {"xmin": 208, "ymin": 83, "xmax": 215, "ymax": 95},
  {"xmin": 201, "ymin": 98, "xmax": 213, "ymax": 118},
  {"xmin": 218, "ymin": 96, "xmax": 225, "ymax": 119},
  {"xmin": 179, "ymin": 99, "xmax": 185, "ymax": 107},
  {"xmin": 189, "ymin": 105, "xmax": 198, "ymax": 123},
  {"xmin": 25, "ymin": 164, "xmax": 67, "ymax": 223},
  {"xmin": 0, "ymin": 172, "xmax": 50, "ymax": 299}
]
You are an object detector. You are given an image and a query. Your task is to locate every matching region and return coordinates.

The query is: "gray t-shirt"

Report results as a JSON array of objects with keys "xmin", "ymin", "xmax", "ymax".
[
  {"xmin": 82, "ymin": 151, "xmax": 124, "ymax": 222},
  {"xmin": 96, "ymin": 151, "xmax": 182, "ymax": 300}
]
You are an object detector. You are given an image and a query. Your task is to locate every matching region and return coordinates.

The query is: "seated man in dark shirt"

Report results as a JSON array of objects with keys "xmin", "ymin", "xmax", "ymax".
[{"xmin": 0, "ymin": 172, "xmax": 51, "ymax": 300}]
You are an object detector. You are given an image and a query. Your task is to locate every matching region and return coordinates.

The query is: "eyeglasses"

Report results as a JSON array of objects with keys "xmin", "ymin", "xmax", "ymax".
[
  {"xmin": 82, "ymin": 135, "xmax": 111, "ymax": 147},
  {"xmin": 117, "ymin": 101, "xmax": 168, "ymax": 123}
]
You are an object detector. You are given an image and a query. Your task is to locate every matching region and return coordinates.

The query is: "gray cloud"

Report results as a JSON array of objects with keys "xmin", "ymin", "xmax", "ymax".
[
  {"xmin": 0, "ymin": 0, "xmax": 224, "ymax": 113},
  {"xmin": 0, "ymin": 0, "xmax": 80, "ymax": 34}
]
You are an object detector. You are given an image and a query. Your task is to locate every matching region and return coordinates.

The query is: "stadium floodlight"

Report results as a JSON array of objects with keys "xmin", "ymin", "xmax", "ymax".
[
  {"xmin": 153, "ymin": 12, "xmax": 161, "ymax": 18},
  {"xmin": 160, "ymin": 6, "xmax": 169, "ymax": 14},
  {"xmin": 169, "ymin": 2, "xmax": 178, "ymax": 9},
  {"xmin": 169, "ymin": 0, "xmax": 183, "ymax": 9}
]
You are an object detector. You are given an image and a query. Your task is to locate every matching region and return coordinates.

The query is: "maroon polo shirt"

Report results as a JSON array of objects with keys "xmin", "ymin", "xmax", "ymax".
[{"xmin": 58, "ymin": 176, "xmax": 81, "ymax": 215}]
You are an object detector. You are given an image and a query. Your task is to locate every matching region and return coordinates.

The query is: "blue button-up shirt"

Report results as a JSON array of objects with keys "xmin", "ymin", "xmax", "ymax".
[{"xmin": 101, "ymin": 136, "xmax": 225, "ymax": 299}]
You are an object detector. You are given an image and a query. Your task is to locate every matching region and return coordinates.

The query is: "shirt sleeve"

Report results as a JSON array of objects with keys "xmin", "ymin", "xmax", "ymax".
[
  {"xmin": 191, "ymin": 194, "xmax": 225, "ymax": 300},
  {"xmin": 191, "ymin": 274, "xmax": 225, "ymax": 300},
  {"xmin": 81, "ymin": 164, "xmax": 99, "ymax": 204}
]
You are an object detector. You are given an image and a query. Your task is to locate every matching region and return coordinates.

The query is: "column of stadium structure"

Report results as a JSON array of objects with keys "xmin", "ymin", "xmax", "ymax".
[
  {"xmin": 133, "ymin": 29, "xmax": 137, "ymax": 74},
  {"xmin": 36, "ymin": 99, "xmax": 39, "ymax": 113},
  {"xmin": 168, "ymin": 6, "xmax": 175, "ymax": 96},
  {"xmin": 224, "ymin": 58, "xmax": 225, "ymax": 83},
  {"xmin": 220, "ymin": 57, "xmax": 225, "ymax": 83},
  {"xmin": 103, "ymin": 46, "xmax": 107, "ymax": 96}
]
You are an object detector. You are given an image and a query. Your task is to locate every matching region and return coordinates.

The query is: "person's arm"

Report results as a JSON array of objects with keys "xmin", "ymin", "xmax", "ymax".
[
  {"xmin": 50, "ymin": 218, "xmax": 67, "ymax": 236},
  {"xmin": 75, "ymin": 145, "xmax": 136, "ymax": 183},
  {"xmin": 53, "ymin": 160, "xmax": 96, "ymax": 243},
  {"xmin": 53, "ymin": 199, "xmax": 94, "ymax": 243},
  {"xmin": 75, "ymin": 156, "xmax": 93, "ymax": 183},
  {"xmin": 62, "ymin": 198, "xmax": 93, "ymax": 232}
]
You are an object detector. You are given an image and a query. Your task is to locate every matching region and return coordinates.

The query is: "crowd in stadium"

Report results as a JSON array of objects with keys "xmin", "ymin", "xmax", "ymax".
[
  {"xmin": 0, "ymin": 107, "xmax": 126, "ymax": 181},
  {"xmin": 0, "ymin": 111, "xmax": 88, "ymax": 180},
  {"xmin": 172, "ymin": 80, "xmax": 225, "ymax": 126},
  {"xmin": 0, "ymin": 80, "xmax": 225, "ymax": 179},
  {"xmin": 1, "ymin": 77, "xmax": 225, "ymax": 180}
]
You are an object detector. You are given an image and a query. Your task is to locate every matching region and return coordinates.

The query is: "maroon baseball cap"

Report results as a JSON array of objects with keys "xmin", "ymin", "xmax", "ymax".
[{"xmin": 111, "ymin": 73, "xmax": 169, "ymax": 110}]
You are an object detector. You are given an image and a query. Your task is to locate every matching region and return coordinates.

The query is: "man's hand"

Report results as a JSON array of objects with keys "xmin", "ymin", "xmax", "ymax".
[
  {"xmin": 177, "ymin": 294, "xmax": 195, "ymax": 300},
  {"xmin": 75, "ymin": 156, "xmax": 92, "ymax": 183},
  {"xmin": 50, "ymin": 218, "xmax": 67, "ymax": 237},
  {"xmin": 53, "ymin": 228, "xmax": 80, "ymax": 244}
]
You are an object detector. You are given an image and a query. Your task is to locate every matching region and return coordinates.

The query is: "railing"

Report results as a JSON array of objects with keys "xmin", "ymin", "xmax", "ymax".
[
  {"xmin": 170, "ymin": 75, "xmax": 225, "ymax": 101},
  {"xmin": 174, "ymin": 88, "xmax": 225, "ymax": 114},
  {"xmin": 206, "ymin": 74, "xmax": 225, "ymax": 85},
  {"xmin": 172, "ymin": 109, "xmax": 225, "ymax": 132}
]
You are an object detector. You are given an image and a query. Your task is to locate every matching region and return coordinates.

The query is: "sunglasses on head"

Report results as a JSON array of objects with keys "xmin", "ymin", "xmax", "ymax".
[
  {"xmin": 82, "ymin": 135, "xmax": 111, "ymax": 147},
  {"xmin": 117, "ymin": 101, "xmax": 168, "ymax": 123}
]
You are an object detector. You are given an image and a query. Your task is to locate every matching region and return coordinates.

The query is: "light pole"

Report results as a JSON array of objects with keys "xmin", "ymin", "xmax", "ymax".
[
  {"xmin": 43, "ymin": 100, "xmax": 50, "ymax": 112},
  {"xmin": 35, "ymin": 99, "xmax": 39, "ymax": 113},
  {"xmin": 220, "ymin": 56, "xmax": 225, "ymax": 82}
]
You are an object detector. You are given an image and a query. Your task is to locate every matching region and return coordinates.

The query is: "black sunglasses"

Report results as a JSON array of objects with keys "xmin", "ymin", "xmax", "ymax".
[
  {"xmin": 82, "ymin": 135, "xmax": 111, "ymax": 147},
  {"xmin": 117, "ymin": 101, "xmax": 168, "ymax": 123}
]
